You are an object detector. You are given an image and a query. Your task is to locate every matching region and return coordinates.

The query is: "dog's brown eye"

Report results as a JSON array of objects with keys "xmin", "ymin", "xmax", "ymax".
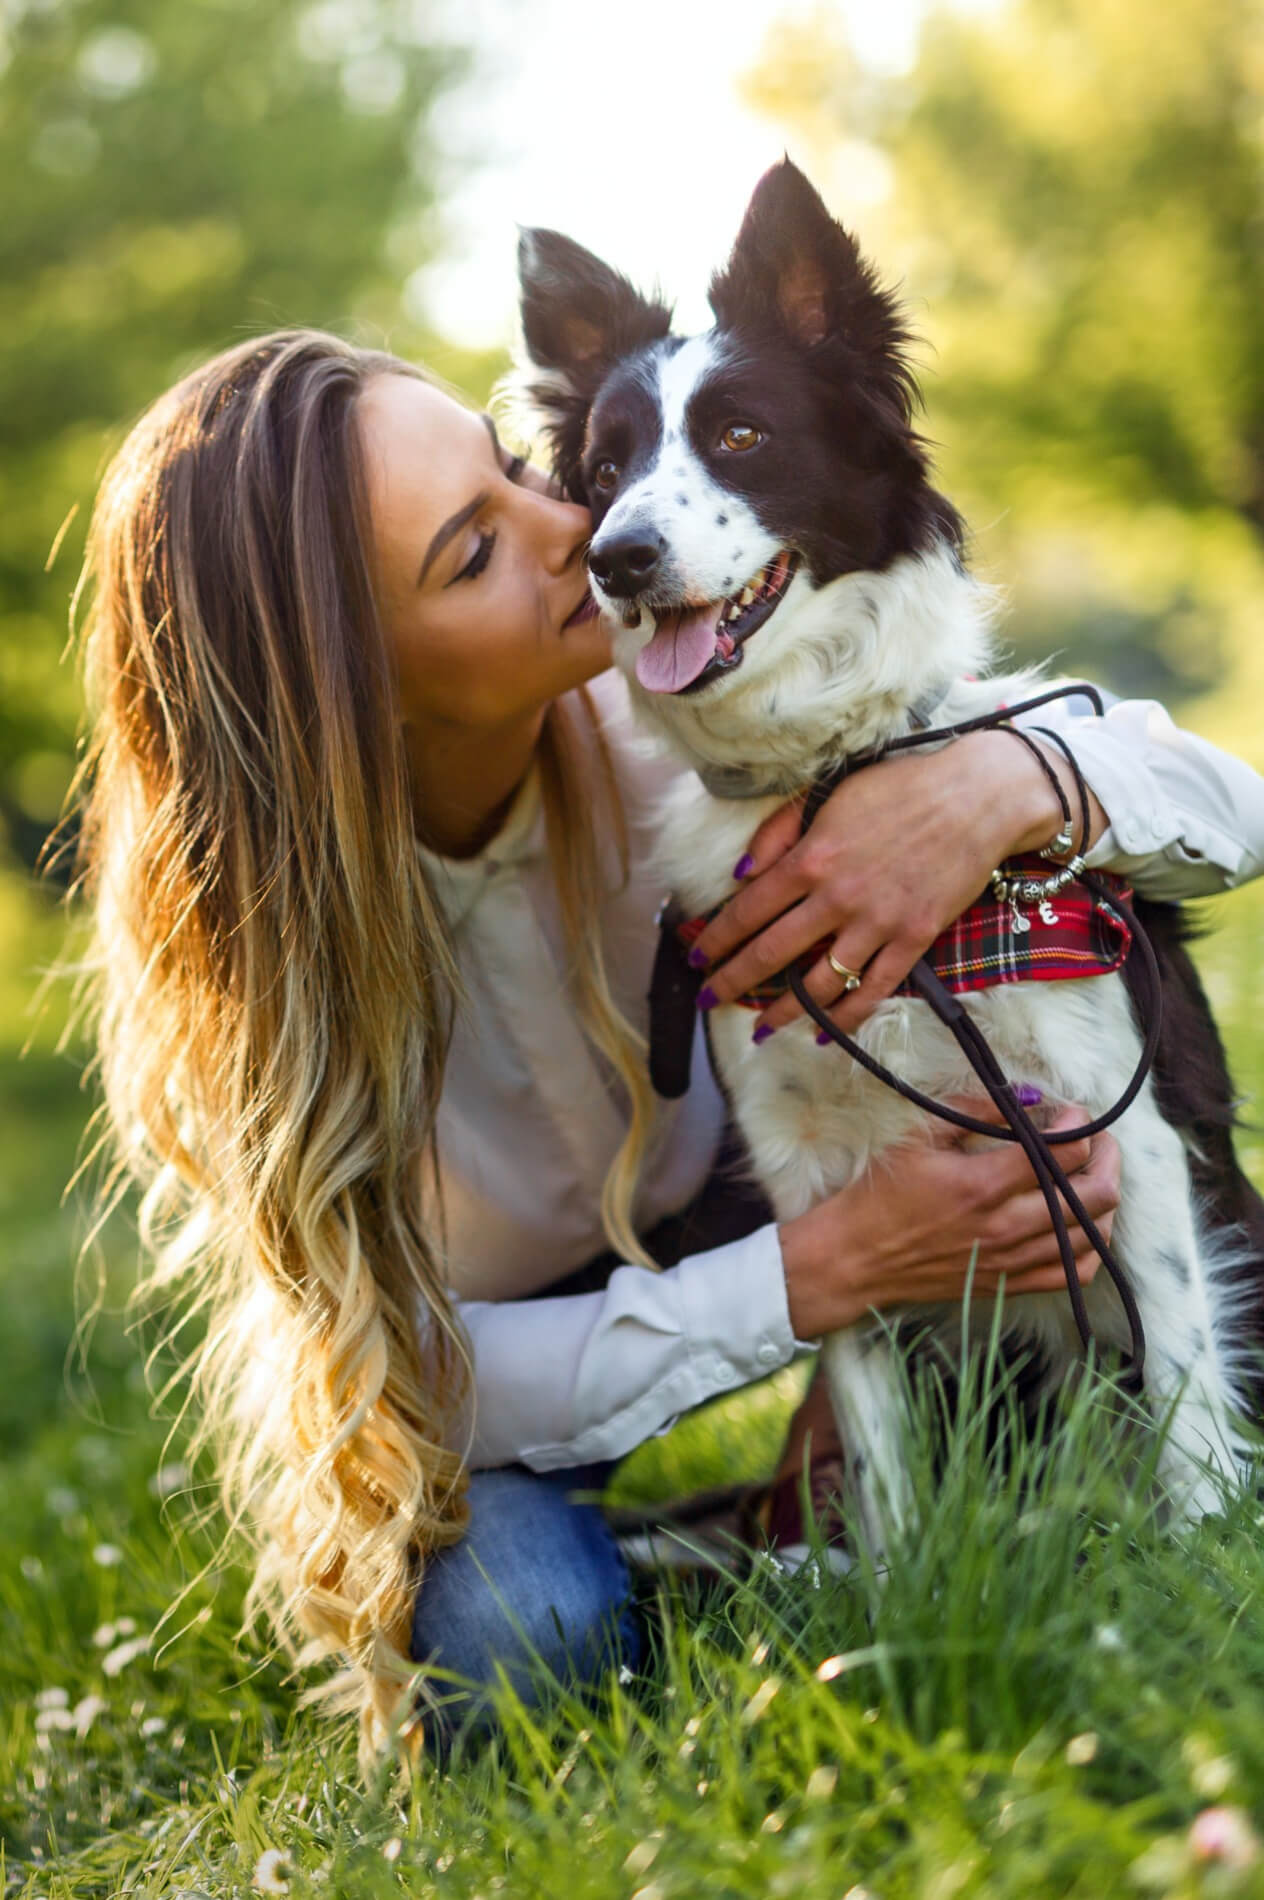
[
  {"xmin": 720, "ymin": 423, "xmax": 762, "ymax": 453},
  {"xmin": 592, "ymin": 460, "xmax": 620, "ymax": 491}
]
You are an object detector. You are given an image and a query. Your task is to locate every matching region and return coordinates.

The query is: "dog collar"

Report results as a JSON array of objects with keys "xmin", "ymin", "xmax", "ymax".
[{"xmin": 693, "ymin": 688, "xmax": 950, "ymax": 801}]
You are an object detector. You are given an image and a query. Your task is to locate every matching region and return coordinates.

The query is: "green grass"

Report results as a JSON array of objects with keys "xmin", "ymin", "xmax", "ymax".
[{"xmin": 3, "ymin": 869, "xmax": 1264, "ymax": 1898}]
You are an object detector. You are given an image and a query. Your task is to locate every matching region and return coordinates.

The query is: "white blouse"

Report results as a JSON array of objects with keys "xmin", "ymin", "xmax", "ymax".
[{"xmin": 418, "ymin": 671, "xmax": 1264, "ymax": 1471}]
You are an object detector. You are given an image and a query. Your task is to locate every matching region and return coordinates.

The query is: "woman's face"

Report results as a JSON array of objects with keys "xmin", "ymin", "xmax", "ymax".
[{"xmin": 357, "ymin": 374, "xmax": 610, "ymax": 736}]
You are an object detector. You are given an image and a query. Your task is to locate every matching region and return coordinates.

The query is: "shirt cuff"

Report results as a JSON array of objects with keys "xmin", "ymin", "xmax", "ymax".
[
  {"xmin": 675, "ymin": 1220, "xmax": 806, "ymax": 1384},
  {"xmin": 1025, "ymin": 696, "xmax": 1259, "ymax": 897},
  {"xmin": 478, "ymin": 1222, "xmax": 801, "ymax": 1473}
]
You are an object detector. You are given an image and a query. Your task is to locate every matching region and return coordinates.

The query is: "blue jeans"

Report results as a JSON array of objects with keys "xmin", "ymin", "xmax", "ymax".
[
  {"xmin": 410, "ymin": 1136, "xmax": 772, "ymax": 1747},
  {"xmin": 409, "ymin": 1461, "xmax": 641, "ymax": 1747}
]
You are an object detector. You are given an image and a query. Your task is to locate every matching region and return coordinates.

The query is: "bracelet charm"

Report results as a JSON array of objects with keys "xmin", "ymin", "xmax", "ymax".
[
  {"xmin": 989, "ymin": 854, "xmax": 1088, "ymax": 934},
  {"xmin": 990, "ymin": 855, "xmax": 1087, "ymax": 904},
  {"xmin": 1040, "ymin": 820, "xmax": 1076, "ymax": 861}
]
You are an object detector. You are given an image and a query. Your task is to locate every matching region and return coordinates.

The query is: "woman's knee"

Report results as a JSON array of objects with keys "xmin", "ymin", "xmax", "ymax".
[{"xmin": 410, "ymin": 1464, "xmax": 640, "ymax": 1738}]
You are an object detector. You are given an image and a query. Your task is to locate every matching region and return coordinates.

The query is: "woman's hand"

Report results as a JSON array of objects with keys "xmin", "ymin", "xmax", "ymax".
[
  {"xmin": 691, "ymin": 730, "xmax": 1108, "ymax": 1037},
  {"xmin": 778, "ymin": 1101, "xmax": 1121, "ymax": 1340}
]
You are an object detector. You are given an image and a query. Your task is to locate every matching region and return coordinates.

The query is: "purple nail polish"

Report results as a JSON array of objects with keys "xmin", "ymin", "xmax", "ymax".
[
  {"xmin": 696, "ymin": 986, "xmax": 718, "ymax": 1011},
  {"xmin": 816, "ymin": 1029, "xmax": 833, "ymax": 1047},
  {"xmin": 687, "ymin": 946, "xmax": 708, "ymax": 970},
  {"xmin": 752, "ymin": 1022, "xmax": 775, "ymax": 1045},
  {"xmin": 1014, "ymin": 1083, "xmax": 1043, "ymax": 1106},
  {"xmin": 733, "ymin": 852, "xmax": 755, "ymax": 880}
]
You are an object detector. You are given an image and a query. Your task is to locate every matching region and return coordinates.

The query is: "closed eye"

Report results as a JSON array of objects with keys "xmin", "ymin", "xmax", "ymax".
[
  {"xmin": 445, "ymin": 435, "xmax": 528, "ymax": 586},
  {"xmin": 451, "ymin": 530, "xmax": 496, "ymax": 584}
]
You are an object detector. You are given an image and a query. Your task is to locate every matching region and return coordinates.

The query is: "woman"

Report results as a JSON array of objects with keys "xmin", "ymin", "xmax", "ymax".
[{"xmin": 75, "ymin": 330, "xmax": 1264, "ymax": 1764}]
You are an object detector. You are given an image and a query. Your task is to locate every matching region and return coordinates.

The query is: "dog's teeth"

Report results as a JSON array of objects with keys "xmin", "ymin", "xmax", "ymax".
[{"xmin": 740, "ymin": 587, "xmax": 755, "ymax": 606}]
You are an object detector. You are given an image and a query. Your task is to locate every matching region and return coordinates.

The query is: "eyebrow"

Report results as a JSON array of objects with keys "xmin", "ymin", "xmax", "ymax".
[{"xmin": 416, "ymin": 415, "xmax": 502, "ymax": 588}]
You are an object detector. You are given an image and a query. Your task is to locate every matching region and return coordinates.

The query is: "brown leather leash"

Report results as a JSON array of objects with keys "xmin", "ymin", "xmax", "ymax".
[{"xmin": 648, "ymin": 683, "xmax": 1156, "ymax": 1391}]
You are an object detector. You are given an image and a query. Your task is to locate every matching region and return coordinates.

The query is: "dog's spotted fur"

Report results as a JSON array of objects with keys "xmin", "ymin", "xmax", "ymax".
[{"xmin": 518, "ymin": 160, "xmax": 1263, "ymax": 1553}]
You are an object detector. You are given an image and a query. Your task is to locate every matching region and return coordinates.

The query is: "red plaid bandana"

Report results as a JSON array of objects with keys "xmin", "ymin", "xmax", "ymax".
[{"xmin": 678, "ymin": 857, "xmax": 1133, "ymax": 1010}]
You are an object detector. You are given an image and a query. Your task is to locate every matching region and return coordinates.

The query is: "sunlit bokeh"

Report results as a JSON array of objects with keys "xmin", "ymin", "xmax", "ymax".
[{"xmin": 413, "ymin": 0, "xmax": 1008, "ymax": 344}]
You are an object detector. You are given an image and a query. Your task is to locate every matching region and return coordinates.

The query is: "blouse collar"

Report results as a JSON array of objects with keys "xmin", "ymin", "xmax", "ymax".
[{"xmin": 416, "ymin": 765, "xmax": 547, "ymax": 929}]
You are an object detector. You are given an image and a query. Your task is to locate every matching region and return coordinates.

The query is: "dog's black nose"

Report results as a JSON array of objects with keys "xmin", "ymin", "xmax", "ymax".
[{"xmin": 588, "ymin": 533, "xmax": 662, "ymax": 598}]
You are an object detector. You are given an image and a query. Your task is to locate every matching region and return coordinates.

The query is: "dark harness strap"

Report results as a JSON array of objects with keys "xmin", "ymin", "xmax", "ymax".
[{"xmin": 647, "ymin": 682, "xmax": 1155, "ymax": 1390}]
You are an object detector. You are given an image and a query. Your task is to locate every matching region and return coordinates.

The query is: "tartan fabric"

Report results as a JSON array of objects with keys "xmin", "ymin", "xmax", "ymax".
[{"xmin": 678, "ymin": 856, "xmax": 1133, "ymax": 1011}]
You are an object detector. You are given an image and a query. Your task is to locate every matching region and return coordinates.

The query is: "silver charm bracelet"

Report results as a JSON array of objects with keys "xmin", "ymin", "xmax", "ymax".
[{"xmin": 990, "ymin": 723, "xmax": 1091, "ymax": 908}]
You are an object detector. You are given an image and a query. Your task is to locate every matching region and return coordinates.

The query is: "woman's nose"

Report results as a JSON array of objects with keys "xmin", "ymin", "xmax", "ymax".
[{"xmin": 527, "ymin": 486, "xmax": 591, "ymax": 571}]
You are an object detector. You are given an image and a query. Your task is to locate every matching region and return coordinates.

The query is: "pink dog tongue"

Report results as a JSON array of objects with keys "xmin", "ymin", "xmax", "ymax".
[{"xmin": 634, "ymin": 603, "xmax": 723, "ymax": 694}]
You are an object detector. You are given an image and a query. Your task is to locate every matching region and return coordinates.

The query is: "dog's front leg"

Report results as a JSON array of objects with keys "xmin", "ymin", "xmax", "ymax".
[
  {"xmin": 1112, "ymin": 1111, "xmax": 1249, "ymax": 1522},
  {"xmin": 819, "ymin": 1323, "xmax": 913, "ymax": 1567}
]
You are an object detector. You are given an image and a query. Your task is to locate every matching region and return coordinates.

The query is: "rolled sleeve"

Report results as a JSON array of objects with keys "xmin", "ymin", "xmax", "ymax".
[
  {"xmin": 1020, "ymin": 693, "xmax": 1264, "ymax": 899},
  {"xmin": 457, "ymin": 1222, "xmax": 800, "ymax": 1472}
]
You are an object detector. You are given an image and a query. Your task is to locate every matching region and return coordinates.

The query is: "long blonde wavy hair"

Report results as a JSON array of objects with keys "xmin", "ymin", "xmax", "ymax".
[{"xmin": 71, "ymin": 329, "xmax": 655, "ymax": 1766}]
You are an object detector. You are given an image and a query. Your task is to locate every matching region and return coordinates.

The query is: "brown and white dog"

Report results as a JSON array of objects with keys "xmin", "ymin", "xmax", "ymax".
[{"xmin": 516, "ymin": 160, "xmax": 1263, "ymax": 1555}]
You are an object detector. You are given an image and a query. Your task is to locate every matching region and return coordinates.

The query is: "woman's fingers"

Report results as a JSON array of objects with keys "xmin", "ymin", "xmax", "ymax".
[
  {"xmin": 689, "ymin": 819, "xmax": 810, "ymax": 974},
  {"xmin": 971, "ymin": 1129, "xmax": 1120, "ymax": 1284},
  {"xmin": 697, "ymin": 891, "xmax": 846, "ymax": 1011},
  {"xmin": 753, "ymin": 936, "xmax": 922, "ymax": 1037},
  {"xmin": 922, "ymin": 1093, "xmax": 1020, "ymax": 1141},
  {"xmin": 947, "ymin": 1133, "xmax": 1087, "ymax": 1218},
  {"xmin": 978, "ymin": 1129, "xmax": 1117, "ymax": 1222},
  {"xmin": 980, "ymin": 1205, "xmax": 1115, "ymax": 1274},
  {"xmin": 819, "ymin": 941, "xmax": 919, "ymax": 1033},
  {"xmin": 999, "ymin": 1250, "xmax": 1103, "ymax": 1296},
  {"xmin": 890, "ymin": 1243, "xmax": 1105, "ymax": 1310},
  {"xmin": 748, "ymin": 931, "xmax": 878, "ymax": 1034},
  {"xmin": 729, "ymin": 798, "xmax": 806, "ymax": 884},
  {"xmin": 1075, "ymin": 1117, "xmax": 1122, "ymax": 1202}
]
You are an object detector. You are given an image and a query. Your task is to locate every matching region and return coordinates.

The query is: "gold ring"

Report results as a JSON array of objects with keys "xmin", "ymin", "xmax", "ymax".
[{"xmin": 827, "ymin": 951, "xmax": 863, "ymax": 991}]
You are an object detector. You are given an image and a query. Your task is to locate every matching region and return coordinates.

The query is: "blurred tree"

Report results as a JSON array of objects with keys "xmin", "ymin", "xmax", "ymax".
[
  {"xmin": 0, "ymin": 0, "xmax": 499, "ymax": 871},
  {"xmin": 743, "ymin": 0, "xmax": 1264, "ymax": 734},
  {"xmin": 891, "ymin": 0, "xmax": 1262, "ymax": 539}
]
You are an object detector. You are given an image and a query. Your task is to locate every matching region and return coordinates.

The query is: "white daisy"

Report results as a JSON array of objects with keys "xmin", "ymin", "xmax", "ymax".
[{"xmin": 253, "ymin": 1848, "xmax": 291, "ymax": 1893}]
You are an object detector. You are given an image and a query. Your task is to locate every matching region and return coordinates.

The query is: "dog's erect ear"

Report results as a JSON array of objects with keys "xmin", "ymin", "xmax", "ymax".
[
  {"xmin": 517, "ymin": 228, "xmax": 672, "ymax": 493},
  {"xmin": 518, "ymin": 227, "xmax": 671, "ymax": 375},
  {"xmin": 710, "ymin": 160, "xmax": 913, "ymax": 401}
]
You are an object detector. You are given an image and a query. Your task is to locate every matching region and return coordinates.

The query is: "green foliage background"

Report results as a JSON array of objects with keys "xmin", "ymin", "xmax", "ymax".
[
  {"xmin": 2, "ymin": 0, "xmax": 1264, "ymax": 1887},
  {"xmin": 0, "ymin": 0, "xmax": 502, "ymax": 870}
]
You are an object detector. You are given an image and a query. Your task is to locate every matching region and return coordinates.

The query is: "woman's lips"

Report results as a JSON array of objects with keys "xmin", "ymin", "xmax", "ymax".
[{"xmin": 562, "ymin": 591, "xmax": 601, "ymax": 630}]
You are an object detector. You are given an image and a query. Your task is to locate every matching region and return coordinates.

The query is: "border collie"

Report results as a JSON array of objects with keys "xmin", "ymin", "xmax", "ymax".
[{"xmin": 516, "ymin": 160, "xmax": 1262, "ymax": 1554}]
